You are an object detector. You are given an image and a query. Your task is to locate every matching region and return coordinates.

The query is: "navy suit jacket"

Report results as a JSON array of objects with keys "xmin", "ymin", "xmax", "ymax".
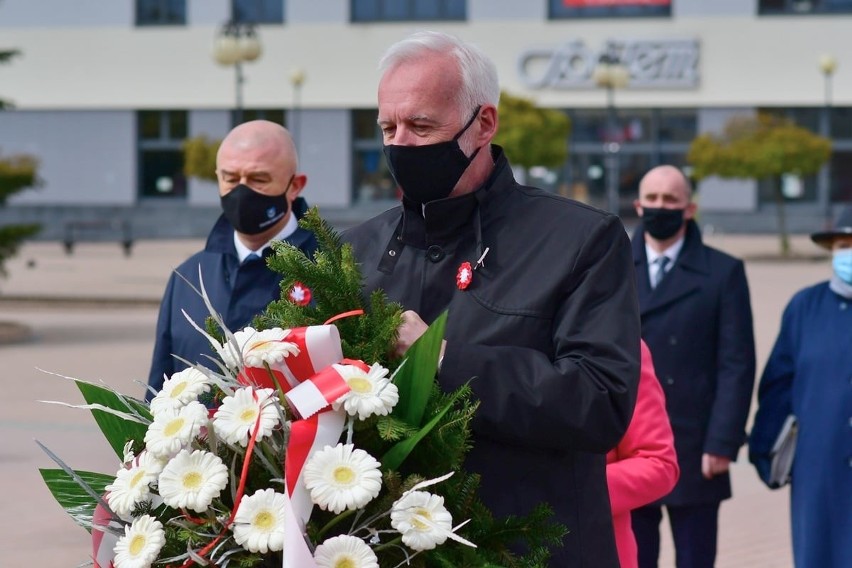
[
  {"xmin": 632, "ymin": 220, "xmax": 756, "ymax": 505},
  {"xmin": 146, "ymin": 208, "xmax": 317, "ymax": 400}
]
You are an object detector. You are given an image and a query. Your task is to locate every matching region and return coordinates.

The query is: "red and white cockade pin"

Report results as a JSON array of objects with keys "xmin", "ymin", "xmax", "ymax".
[
  {"xmin": 289, "ymin": 281, "xmax": 312, "ymax": 306},
  {"xmin": 456, "ymin": 262, "xmax": 473, "ymax": 290},
  {"xmin": 456, "ymin": 247, "xmax": 490, "ymax": 291}
]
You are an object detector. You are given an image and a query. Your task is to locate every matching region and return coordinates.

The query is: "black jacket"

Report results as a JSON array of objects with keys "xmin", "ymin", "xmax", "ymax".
[
  {"xmin": 344, "ymin": 148, "xmax": 640, "ymax": 567},
  {"xmin": 632, "ymin": 220, "xmax": 756, "ymax": 505},
  {"xmin": 147, "ymin": 210, "xmax": 317, "ymax": 400}
]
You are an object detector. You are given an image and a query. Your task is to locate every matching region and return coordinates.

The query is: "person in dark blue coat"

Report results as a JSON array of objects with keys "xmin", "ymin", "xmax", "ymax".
[
  {"xmin": 749, "ymin": 206, "xmax": 852, "ymax": 568},
  {"xmin": 146, "ymin": 120, "xmax": 317, "ymax": 400},
  {"xmin": 630, "ymin": 165, "xmax": 756, "ymax": 568}
]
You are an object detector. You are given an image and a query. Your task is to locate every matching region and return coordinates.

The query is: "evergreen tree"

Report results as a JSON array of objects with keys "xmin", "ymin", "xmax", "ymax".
[{"xmin": 0, "ymin": 49, "xmax": 40, "ymax": 279}]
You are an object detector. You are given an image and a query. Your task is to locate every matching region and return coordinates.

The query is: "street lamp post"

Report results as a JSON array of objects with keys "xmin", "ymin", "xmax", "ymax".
[
  {"xmin": 290, "ymin": 68, "xmax": 306, "ymax": 155},
  {"xmin": 819, "ymin": 53, "xmax": 837, "ymax": 228},
  {"xmin": 593, "ymin": 49, "xmax": 630, "ymax": 215},
  {"xmin": 213, "ymin": 21, "xmax": 262, "ymax": 126}
]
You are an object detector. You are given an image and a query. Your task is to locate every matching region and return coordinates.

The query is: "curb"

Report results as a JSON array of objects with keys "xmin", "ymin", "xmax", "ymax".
[
  {"xmin": 0, "ymin": 320, "xmax": 34, "ymax": 344},
  {"xmin": 0, "ymin": 296, "xmax": 161, "ymax": 309}
]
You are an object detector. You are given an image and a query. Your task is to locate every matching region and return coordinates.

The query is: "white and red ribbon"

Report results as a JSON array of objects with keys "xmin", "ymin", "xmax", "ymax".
[
  {"xmin": 238, "ymin": 325, "xmax": 355, "ymax": 568},
  {"xmin": 92, "ymin": 501, "xmax": 119, "ymax": 568}
]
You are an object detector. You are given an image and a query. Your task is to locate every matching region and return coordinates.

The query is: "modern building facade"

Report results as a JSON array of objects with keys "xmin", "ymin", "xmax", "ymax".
[{"xmin": 1, "ymin": 0, "xmax": 850, "ymax": 240}]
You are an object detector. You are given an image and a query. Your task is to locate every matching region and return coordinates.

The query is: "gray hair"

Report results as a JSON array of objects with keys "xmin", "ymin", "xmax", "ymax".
[{"xmin": 378, "ymin": 31, "xmax": 500, "ymax": 122}]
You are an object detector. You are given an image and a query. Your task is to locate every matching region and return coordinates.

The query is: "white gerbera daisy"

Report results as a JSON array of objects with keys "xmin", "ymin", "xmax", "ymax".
[
  {"xmin": 144, "ymin": 401, "xmax": 208, "ymax": 459},
  {"xmin": 113, "ymin": 514, "xmax": 165, "ymax": 568},
  {"xmin": 157, "ymin": 449, "xmax": 228, "ymax": 513},
  {"xmin": 302, "ymin": 443, "xmax": 382, "ymax": 514},
  {"xmin": 105, "ymin": 451, "xmax": 165, "ymax": 517},
  {"xmin": 314, "ymin": 534, "xmax": 379, "ymax": 568},
  {"xmin": 231, "ymin": 488, "xmax": 286, "ymax": 553},
  {"xmin": 217, "ymin": 327, "xmax": 299, "ymax": 370},
  {"xmin": 212, "ymin": 387, "xmax": 280, "ymax": 447},
  {"xmin": 331, "ymin": 363, "xmax": 399, "ymax": 420},
  {"xmin": 390, "ymin": 491, "xmax": 453, "ymax": 551},
  {"xmin": 149, "ymin": 367, "xmax": 211, "ymax": 414}
]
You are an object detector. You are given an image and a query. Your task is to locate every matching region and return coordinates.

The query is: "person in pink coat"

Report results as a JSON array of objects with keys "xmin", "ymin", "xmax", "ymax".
[{"xmin": 607, "ymin": 340, "xmax": 680, "ymax": 568}]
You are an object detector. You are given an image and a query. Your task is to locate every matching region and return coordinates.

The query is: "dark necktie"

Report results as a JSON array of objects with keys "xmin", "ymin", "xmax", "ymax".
[{"xmin": 652, "ymin": 256, "xmax": 671, "ymax": 289}]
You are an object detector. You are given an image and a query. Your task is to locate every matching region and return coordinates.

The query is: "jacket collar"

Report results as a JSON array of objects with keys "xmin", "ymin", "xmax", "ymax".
[
  {"xmin": 633, "ymin": 220, "xmax": 711, "ymax": 316},
  {"xmin": 205, "ymin": 213, "xmax": 314, "ymax": 256},
  {"xmin": 398, "ymin": 146, "xmax": 513, "ymax": 248}
]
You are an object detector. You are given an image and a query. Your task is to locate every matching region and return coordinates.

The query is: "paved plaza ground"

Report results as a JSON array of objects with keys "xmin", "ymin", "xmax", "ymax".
[{"xmin": 0, "ymin": 230, "xmax": 831, "ymax": 567}]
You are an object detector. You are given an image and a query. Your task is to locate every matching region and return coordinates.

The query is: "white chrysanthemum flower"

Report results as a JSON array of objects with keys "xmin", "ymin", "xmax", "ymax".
[
  {"xmin": 212, "ymin": 387, "xmax": 280, "ymax": 447},
  {"xmin": 314, "ymin": 534, "xmax": 379, "ymax": 568},
  {"xmin": 157, "ymin": 449, "xmax": 228, "ymax": 513},
  {"xmin": 113, "ymin": 514, "xmax": 165, "ymax": 568},
  {"xmin": 302, "ymin": 443, "xmax": 382, "ymax": 514},
  {"xmin": 150, "ymin": 367, "xmax": 211, "ymax": 414},
  {"xmin": 231, "ymin": 488, "xmax": 286, "ymax": 553},
  {"xmin": 105, "ymin": 451, "xmax": 165, "ymax": 517},
  {"xmin": 217, "ymin": 327, "xmax": 299, "ymax": 370},
  {"xmin": 390, "ymin": 491, "xmax": 453, "ymax": 551},
  {"xmin": 331, "ymin": 363, "xmax": 399, "ymax": 420},
  {"xmin": 144, "ymin": 401, "xmax": 208, "ymax": 459}
]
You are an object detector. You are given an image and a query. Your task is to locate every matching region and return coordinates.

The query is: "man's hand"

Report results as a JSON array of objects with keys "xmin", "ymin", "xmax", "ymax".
[
  {"xmin": 395, "ymin": 310, "xmax": 446, "ymax": 362},
  {"xmin": 395, "ymin": 310, "xmax": 429, "ymax": 357},
  {"xmin": 701, "ymin": 453, "xmax": 731, "ymax": 479}
]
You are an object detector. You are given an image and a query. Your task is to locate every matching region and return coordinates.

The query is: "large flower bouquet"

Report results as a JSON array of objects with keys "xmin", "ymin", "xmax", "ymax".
[{"xmin": 39, "ymin": 209, "xmax": 565, "ymax": 567}]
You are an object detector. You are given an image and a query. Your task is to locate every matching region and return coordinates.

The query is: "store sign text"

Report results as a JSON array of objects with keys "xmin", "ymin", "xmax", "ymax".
[{"xmin": 518, "ymin": 39, "xmax": 699, "ymax": 90}]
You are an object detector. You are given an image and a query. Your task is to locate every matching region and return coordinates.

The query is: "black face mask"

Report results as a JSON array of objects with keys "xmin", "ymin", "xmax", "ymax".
[
  {"xmin": 383, "ymin": 107, "xmax": 482, "ymax": 205},
  {"xmin": 220, "ymin": 177, "xmax": 293, "ymax": 235},
  {"xmin": 641, "ymin": 207, "xmax": 686, "ymax": 241}
]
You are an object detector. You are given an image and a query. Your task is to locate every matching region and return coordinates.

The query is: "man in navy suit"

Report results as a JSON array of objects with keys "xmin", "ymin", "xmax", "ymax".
[{"xmin": 630, "ymin": 165, "xmax": 756, "ymax": 568}]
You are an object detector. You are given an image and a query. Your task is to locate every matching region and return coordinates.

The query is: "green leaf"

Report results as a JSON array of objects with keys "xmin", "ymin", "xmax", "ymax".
[
  {"xmin": 391, "ymin": 311, "xmax": 447, "ymax": 427},
  {"xmin": 40, "ymin": 469, "xmax": 113, "ymax": 533},
  {"xmin": 381, "ymin": 383, "xmax": 467, "ymax": 472},
  {"xmin": 76, "ymin": 381, "xmax": 151, "ymax": 458}
]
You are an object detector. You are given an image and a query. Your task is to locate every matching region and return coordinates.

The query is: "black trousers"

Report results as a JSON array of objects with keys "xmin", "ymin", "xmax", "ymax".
[{"xmin": 632, "ymin": 502, "xmax": 720, "ymax": 568}]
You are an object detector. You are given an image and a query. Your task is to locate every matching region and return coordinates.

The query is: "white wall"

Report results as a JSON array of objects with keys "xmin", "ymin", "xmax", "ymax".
[{"xmin": 2, "ymin": 17, "xmax": 850, "ymax": 111}]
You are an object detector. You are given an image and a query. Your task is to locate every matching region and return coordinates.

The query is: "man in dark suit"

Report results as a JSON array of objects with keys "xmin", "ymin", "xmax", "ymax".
[
  {"xmin": 146, "ymin": 121, "xmax": 317, "ymax": 400},
  {"xmin": 630, "ymin": 165, "xmax": 756, "ymax": 568},
  {"xmin": 343, "ymin": 31, "xmax": 640, "ymax": 567}
]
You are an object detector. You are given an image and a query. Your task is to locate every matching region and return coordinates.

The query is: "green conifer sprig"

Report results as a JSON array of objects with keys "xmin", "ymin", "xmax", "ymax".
[{"xmin": 256, "ymin": 207, "xmax": 402, "ymax": 366}]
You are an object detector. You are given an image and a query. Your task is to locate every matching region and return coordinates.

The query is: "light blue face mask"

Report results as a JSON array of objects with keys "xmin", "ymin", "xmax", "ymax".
[{"xmin": 833, "ymin": 249, "xmax": 852, "ymax": 284}]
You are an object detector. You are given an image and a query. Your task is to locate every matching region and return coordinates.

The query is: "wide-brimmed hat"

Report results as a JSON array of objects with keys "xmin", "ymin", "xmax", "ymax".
[{"xmin": 811, "ymin": 206, "xmax": 852, "ymax": 249}]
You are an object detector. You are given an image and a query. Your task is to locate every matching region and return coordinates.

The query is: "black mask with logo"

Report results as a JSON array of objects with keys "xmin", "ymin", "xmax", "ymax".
[
  {"xmin": 383, "ymin": 106, "xmax": 482, "ymax": 205},
  {"xmin": 220, "ymin": 176, "xmax": 293, "ymax": 235},
  {"xmin": 641, "ymin": 207, "xmax": 686, "ymax": 241}
]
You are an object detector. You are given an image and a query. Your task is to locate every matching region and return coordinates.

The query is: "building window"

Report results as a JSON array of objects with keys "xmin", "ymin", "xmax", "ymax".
[
  {"xmin": 563, "ymin": 107, "xmax": 694, "ymax": 216},
  {"xmin": 231, "ymin": 108, "xmax": 287, "ymax": 127},
  {"xmin": 759, "ymin": 0, "xmax": 852, "ymax": 14},
  {"xmin": 233, "ymin": 0, "xmax": 284, "ymax": 24},
  {"xmin": 549, "ymin": 0, "xmax": 670, "ymax": 19},
  {"xmin": 136, "ymin": 0, "xmax": 186, "ymax": 26},
  {"xmin": 658, "ymin": 109, "xmax": 698, "ymax": 143},
  {"xmin": 137, "ymin": 111, "xmax": 188, "ymax": 199},
  {"xmin": 352, "ymin": 109, "xmax": 398, "ymax": 203},
  {"xmin": 351, "ymin": 0, "xmax": 466, "ymax": 22}
]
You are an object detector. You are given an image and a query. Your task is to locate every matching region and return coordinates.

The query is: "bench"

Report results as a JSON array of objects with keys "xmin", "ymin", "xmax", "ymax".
[{"xmin": 63, "ymin": 220, "xmax": 133, "ymax": 256}]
